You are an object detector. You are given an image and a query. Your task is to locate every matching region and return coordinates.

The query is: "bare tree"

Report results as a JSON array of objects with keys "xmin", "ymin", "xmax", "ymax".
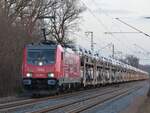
[
  {"xmin": 0, "ymin": 0, "xmax": 85, "ymax": 41},
  {"xmin": 0, "ymin": 0, "xmax": 56, "ymax": 36},
  {"xmin": 45, "ymin": 0, "xmax": 85, "ymax": 44},
  {"xmin": 125, "ymin": 55, "xmax": 139, "ymax": 68}
]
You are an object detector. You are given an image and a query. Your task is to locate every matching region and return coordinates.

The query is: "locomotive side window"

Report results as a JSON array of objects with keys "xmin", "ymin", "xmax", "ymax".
[
  {"xmin": 61, "ymin": 52, "xmax": 63, "ymax": 60},
  {"xmin": 27, "ymin": 49, "xmax": 56, "ymax": 65}
]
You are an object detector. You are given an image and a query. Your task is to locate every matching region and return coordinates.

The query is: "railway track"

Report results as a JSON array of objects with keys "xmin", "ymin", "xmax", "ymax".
[
  {"xmin": 28, "ymin": 85, "xmax": 142, "ymax": 113},
  {"xmin": 0, "ymin": 86, "xmax": 116, "ymax": 112},
  {"xmin": 68, "ymin": 86, "xmax": 141, "ymax": 113},
  {"xmin": 0, "ymin": 81, "xmax": 145, "ymax": 113}
]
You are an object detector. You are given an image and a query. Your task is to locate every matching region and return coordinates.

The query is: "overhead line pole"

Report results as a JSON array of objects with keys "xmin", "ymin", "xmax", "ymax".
[
  {"xmin": 85, "ymin": 31, "xmax": 94, "ymax": 53},
  {"xmin": 112, "ymin": 44, "xmax": 115, "ymax": 58},
  {"xmin": 98, "ymin": 43, "xmax": 115, "ymax": 58}
]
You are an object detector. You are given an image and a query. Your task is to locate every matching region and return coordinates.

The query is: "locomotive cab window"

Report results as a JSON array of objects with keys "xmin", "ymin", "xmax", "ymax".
[{"xmin": 27, "ymin": 48, "xmax": 56, "ymax": 65}]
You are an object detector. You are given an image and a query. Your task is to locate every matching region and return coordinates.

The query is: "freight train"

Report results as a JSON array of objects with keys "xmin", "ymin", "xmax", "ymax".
[{"xmin": 22, "ymin": 41, "xmax": 149, "ymax": 94}]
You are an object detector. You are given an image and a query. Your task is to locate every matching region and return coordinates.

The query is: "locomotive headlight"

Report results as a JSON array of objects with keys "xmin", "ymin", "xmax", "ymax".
[
  {"xmin": 38, "ymin": 61, "xmax": 43, "ymax": 66},
  {"xmin": 48, "ymin": 73, "xmax": 54, "ymax": 78},
  {"xmin": 26, "ymin": 73, "xmax": 32, "ymax": 77}
]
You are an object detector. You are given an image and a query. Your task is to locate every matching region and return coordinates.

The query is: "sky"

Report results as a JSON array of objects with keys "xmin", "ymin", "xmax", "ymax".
[{"xmin": 74, "ymin": 0, "xmax": 150, "ymax": 65}]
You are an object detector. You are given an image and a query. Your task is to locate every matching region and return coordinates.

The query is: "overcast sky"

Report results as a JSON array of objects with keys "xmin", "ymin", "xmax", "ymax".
[{"xmin": 75, "ymin": 0, "xmax": 150, "ymax": 65}]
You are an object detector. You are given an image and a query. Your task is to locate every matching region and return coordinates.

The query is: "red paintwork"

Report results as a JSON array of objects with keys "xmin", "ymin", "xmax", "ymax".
[
  {"xmin": 22, "ymin": 44, "xmax": 81, "ymax": 81},
  {"xmin": 63, "ymin": 51, "xmax": 80, "ymax": 79}
]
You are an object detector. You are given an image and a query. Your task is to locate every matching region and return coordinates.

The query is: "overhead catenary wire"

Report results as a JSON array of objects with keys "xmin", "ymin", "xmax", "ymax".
[
  {"xmin": 92, "ymin": 0, "xmax": 150, "ymax": 38},
  {"xmin": 81, "ymin": 0, "xmax": 150, "ymax": 63},
  {"xmin": 90, "ymin": 0, "xmax": 150, "ymax": 58},
  {"xmin": 115, "ymin": 18, "xmax": 150, "ymax": 38},
  {"xmin": 91, "ymin": 1, "xmax": 149, "ymax": 39},
  {"xmin": 83, "ymin": 1, "xmax": 137, "ymax": 53},
  {"xmin": 81, "ymin": 0, "xmax": 110, "ymax": 32},
  {"xmin": 67, "ymin": 30, "xmax": 92, "ymax": 47},
  {"xmin": 80, "ymin": 0, "xmax": 150, "ymax": 65}
]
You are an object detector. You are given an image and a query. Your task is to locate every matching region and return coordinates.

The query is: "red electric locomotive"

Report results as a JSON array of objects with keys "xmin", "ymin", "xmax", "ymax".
[{"xmin": 22, "ymin": 41, "xmax": 81, "ymax": 94}]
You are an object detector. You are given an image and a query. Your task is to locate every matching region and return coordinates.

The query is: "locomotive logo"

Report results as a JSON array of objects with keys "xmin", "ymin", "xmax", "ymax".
[{"xmin": 37, "ymin": 67, "xmax": 45, "ymax": 72}]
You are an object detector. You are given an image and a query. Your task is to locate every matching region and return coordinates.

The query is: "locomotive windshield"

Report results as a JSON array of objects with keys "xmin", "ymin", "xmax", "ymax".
[{"xmin": 27, "ymin": 49, "xmax": 56, "ymax": 65}]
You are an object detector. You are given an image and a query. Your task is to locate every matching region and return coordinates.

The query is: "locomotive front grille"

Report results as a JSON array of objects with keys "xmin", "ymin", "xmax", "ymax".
[
  {"xmin": 32, "ymin": 79, "xmax": 48, "ymax": 89},
  {"xmin": 23, "ymin": 78, "xmax": 58, "ymax": 90}
]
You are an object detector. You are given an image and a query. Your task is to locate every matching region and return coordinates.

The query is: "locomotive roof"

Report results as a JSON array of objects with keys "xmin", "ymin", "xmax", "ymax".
[{"xmin": 26, "ymin": 43, "xmax": 57, "ymax": 49}]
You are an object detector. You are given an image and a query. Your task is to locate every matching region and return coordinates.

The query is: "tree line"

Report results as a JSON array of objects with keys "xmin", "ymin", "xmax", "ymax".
[{"xmin": 0, "ymin": 0, "xmax": 84, "ymax": 97}]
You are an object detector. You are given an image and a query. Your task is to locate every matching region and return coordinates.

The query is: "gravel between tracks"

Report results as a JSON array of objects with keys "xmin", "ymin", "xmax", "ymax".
[{"xmin": 0, "ymin": 96, "xmax": 30, "ymax": 104}]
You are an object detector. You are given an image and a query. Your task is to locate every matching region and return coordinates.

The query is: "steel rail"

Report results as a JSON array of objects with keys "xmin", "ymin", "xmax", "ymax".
[
  {"xmin": 68, "ymin": 86, "xmax": 141, "ymax": 113},
  {"xmin": 28, "ymin": 84, "xmax": 142, "ymax": 113},
  {"xmin": 28, "ymin": 88, "xmax": 124, "ymax": 113},
  {"xmin": 0, "ymin": 81, "xmax": 144, "ymax": 113},
  {"xmin": 0, "ymin": 86, "xmax": 113, "ymax": 112}
]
